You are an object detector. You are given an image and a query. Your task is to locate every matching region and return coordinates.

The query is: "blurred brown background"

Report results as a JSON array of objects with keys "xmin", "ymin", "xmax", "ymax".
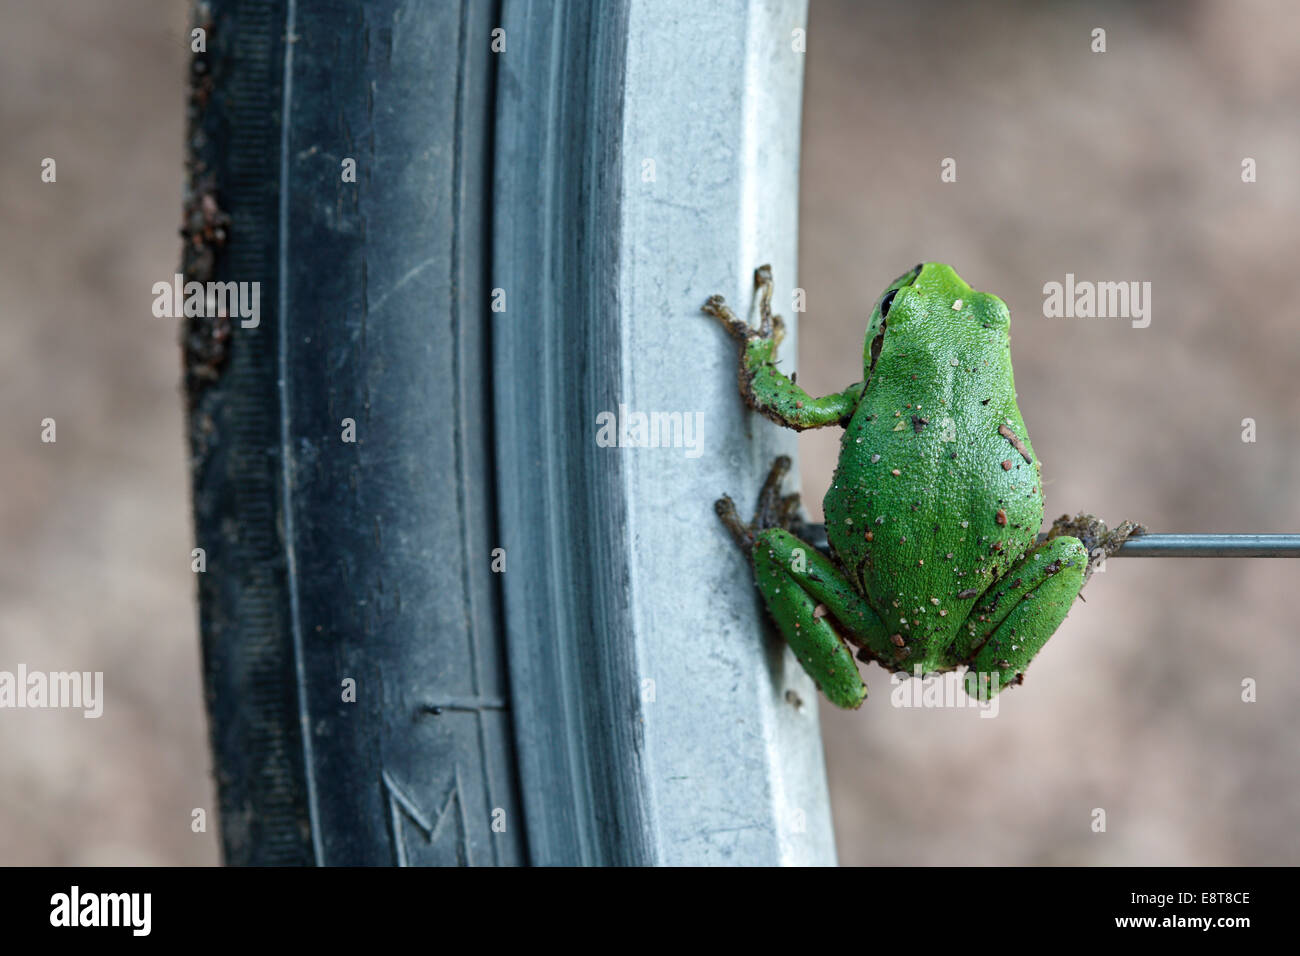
[
  {"xmin": 2, "ymin": 0, "xmax": 1297, "ymax": 865},
  {"xmin": 1, "ymin": 0, "xmax": 214, "ymax": 864}
]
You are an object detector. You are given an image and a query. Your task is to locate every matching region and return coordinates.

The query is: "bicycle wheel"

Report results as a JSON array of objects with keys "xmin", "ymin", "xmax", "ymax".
[{"xmin": 186, "ymin": 0, "xmax": 832, "ymax": 866}]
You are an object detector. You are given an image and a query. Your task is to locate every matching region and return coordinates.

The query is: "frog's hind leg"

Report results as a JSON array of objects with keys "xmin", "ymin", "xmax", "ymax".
[
  {"xmin": 717, "ymin": 457, "xmax": 893, "ymax": 708},
  {"xmin": 750, "ymin": 527, "xmax": 896, "ymax": 709},
  {"xmin": 960, "ymin": 536, "xmax": 1088, "ymax": 700}
]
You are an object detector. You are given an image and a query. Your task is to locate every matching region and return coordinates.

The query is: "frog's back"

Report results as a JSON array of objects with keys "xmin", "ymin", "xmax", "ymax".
[{"xmin": 823, "ymin": 271, "xmax": 1043, "ymax": 669}]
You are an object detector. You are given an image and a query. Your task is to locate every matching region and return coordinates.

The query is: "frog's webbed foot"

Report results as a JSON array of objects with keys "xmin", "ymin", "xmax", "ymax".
[
  {"xmin": 701, "ymin": 264, "xmax": 786, "ymax": 350},
  {"xmin": 715, "ymin": 455, "xmax": 804, "ymax": 554},
  {"xmin": 1046, "ymin": 512, "xmax": 1146, "ymax": 585}
]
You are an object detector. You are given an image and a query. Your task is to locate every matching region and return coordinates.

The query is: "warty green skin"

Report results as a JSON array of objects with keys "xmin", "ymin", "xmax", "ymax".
[{"xmin": 706, "ymin": 263, "xmax": 1088, "ymax": 709}]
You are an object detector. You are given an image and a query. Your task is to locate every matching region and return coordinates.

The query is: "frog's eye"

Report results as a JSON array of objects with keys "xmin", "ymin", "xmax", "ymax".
[{"xmin": 879, "ymin": 289, "xmax": 898, "ymax": 318}]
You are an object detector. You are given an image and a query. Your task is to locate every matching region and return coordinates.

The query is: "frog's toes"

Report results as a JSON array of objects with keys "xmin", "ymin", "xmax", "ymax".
[
  {"xmin": 777, "ymin": 492, "xmax": 802, "ymax": 528},
  {"xmin": 714, "ymin": 456, "xmax": 805, "ymax": 552},
  {"xmin": 1047, "ymin": 511, "xmax": 1147, "ymax": 584},
  {"xmin": 704, "ymin": 265, "xmax": 785, "ymax": 347},
  {"xmin": 752, "ymin": 263, "xmax": 773, "ymax": 314},
  {"xmin": 714, "ymin": 494, "xmax": 757, "ymax": 552},
  {"xmin": 701, "ymin": 293, "xmax": 729, "ymax": 317},
  {"xmin": 751, "ymin": 264, "xmax": 779, "ymax": 339},
  {"xmin": 756, "ymin": 454, "xmax": 792, "ymax": 507},
  {"xmin": 701, "ymin": 294, "xmax": 752, "ymax": 342},
  {"xmin": 752, "ymin": 456, "xmax": 806, "ymax": 533}
]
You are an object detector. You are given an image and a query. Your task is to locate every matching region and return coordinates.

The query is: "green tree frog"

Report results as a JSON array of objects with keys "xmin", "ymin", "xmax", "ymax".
[{"xmin": 704, "ymin": 263, "xmax": 1094, "ymax": 709}]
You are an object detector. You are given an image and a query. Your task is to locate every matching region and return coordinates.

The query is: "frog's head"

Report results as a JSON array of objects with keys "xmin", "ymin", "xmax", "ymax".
[{"xmin": 864, "ymin": 263, "xmax": 1010, "ymax": 377}]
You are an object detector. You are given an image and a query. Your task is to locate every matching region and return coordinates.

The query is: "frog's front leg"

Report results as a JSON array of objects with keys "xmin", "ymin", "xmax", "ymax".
[
  {"xmin": 703, "ymin": 264, "xmax": 863, "ymax": 430},
  {"xmin": 950, "ymin": 536, "xmax": 1089, "ymax": 699},
  {"xmin": 716, "ymin": 458, "xmax": 892, "ymax": 709}
]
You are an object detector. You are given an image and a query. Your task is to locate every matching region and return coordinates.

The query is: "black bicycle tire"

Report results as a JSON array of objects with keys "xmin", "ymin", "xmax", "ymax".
[{"xmin": 185, "ymin": 0, "xmax": 525, "ymax": 866}]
